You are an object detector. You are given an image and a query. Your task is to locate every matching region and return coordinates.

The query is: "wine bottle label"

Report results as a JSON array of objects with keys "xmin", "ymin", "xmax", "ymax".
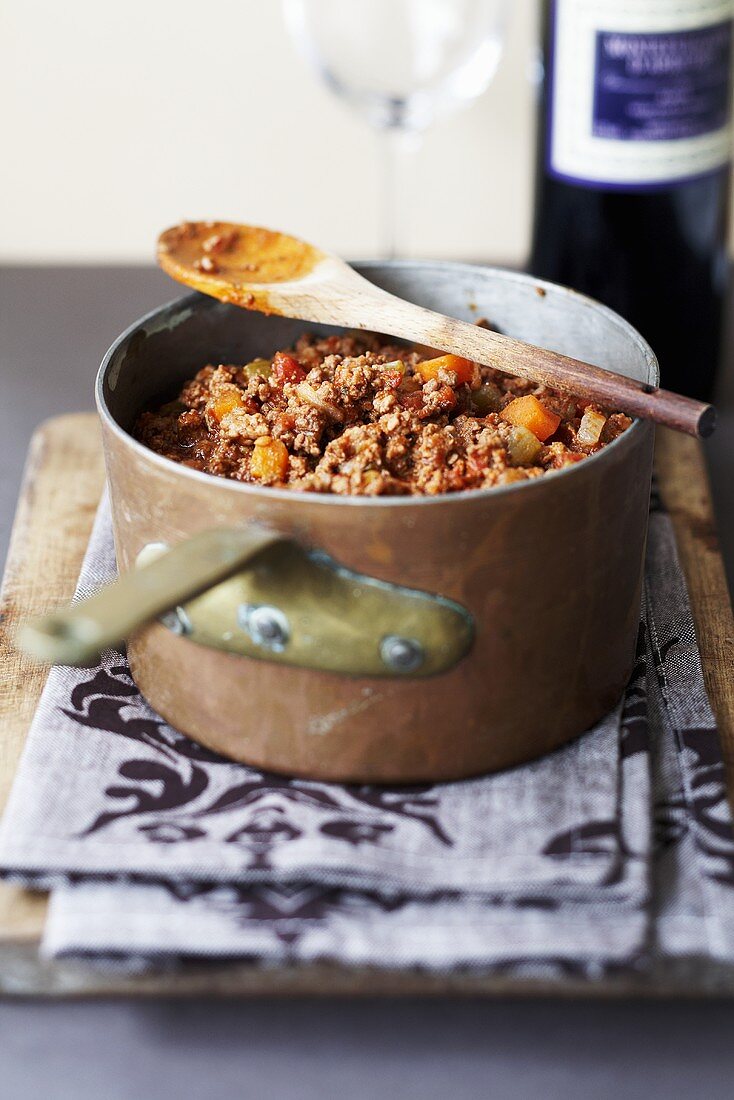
[{"xmin": 548, "ymin": 0, "xmax": 733, "ymax": 188}]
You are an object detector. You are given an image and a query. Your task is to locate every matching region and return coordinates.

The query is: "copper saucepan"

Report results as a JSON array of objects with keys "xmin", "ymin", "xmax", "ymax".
[{"xmin": 24, "ymin": 262, "xmax": 658, "ymax": 782}]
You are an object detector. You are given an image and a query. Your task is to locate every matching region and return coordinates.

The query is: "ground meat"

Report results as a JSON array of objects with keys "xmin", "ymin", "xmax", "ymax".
[{"xmin": 134, "ymin": 332, "xmax": 632, "ymax": 496}]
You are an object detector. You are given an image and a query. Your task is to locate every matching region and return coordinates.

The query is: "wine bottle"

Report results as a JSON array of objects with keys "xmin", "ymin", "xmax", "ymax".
[{"xmin": 530, "ymin": 0, "xmax": 733, "ymax": 400}]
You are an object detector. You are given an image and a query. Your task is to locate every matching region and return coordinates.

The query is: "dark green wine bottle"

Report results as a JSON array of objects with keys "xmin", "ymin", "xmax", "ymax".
[{"xmin": 530, "ymin": 0, "xmax": 733, "ymax": 400}]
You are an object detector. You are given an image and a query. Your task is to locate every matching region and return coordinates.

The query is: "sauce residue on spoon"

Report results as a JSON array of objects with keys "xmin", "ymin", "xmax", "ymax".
[{"xmin": 157, "ymin": 221, "xmax": 326, "ymax": 310}]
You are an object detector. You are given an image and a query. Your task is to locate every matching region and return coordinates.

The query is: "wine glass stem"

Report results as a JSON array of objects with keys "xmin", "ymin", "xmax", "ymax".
[{"xmin": 380, "ymin": 128, "xmax": 421, "ymax": 260}]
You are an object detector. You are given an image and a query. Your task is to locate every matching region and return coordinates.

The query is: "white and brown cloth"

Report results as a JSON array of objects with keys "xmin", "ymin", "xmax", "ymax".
[{"xmin": 1, "ymin": 491, "xmax": 733, "ymax": 977}]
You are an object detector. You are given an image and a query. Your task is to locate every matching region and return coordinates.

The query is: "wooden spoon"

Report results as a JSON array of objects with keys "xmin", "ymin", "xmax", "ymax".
[{"xmin": 158, "ymin": 221, "xmax": 715, "ymax": 438}]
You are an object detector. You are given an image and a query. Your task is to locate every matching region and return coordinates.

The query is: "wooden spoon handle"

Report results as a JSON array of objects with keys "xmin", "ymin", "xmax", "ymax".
[
  {"xmin": 350, "ymin": 288, "xmax": 714, "ymax": 439},
  {"xmin": 154, "ymin": 222, "xmax": 714, "ymax": 437}
]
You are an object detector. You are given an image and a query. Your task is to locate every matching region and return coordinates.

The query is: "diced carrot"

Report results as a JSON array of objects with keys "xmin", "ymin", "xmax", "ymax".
[
  {"xmin": 210, "ymin": 390, "xmax": 245, "ymax": 422},
  {"xmin": 417, "ymin": 354, "xmax": 474, "ymax": 385},
  {"xmin": 501, "ymin": 395, "xmax": 561, "ymax": 441},
  {"xmin": 250, "ymin": 437, "xmax": 289, "ymax": 482},
  {"xmin": 272, "ymin": 352, "xmax": 306, "ymax": 386}
]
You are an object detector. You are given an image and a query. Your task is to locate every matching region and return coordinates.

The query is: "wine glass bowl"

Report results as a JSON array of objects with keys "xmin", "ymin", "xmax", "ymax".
[
  {"xmin": 282, "ymin": 0, "xmax": 507, "ymax": 255},
  {"xmin": 283, "ymin": 0, "xmax": 506, "ymax": 133}
]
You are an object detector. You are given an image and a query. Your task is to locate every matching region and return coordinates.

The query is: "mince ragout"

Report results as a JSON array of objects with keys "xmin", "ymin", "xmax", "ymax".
[{"xmin": 134, "ymin": 331, "xmax": 631, "ymax": 496}]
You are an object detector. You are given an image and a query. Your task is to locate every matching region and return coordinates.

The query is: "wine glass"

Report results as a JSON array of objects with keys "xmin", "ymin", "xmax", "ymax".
[{"xmin": 282, "ymin": 0, "xmax": 507, "ymax": 258}]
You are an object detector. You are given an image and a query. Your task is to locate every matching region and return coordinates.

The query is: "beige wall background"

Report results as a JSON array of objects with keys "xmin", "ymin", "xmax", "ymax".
[{"xmin": 0, "ymin": 0, "xmax": 538, "ymax": 265}]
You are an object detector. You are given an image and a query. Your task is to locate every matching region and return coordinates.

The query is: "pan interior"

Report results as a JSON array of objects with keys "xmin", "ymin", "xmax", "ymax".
[{"xmin": 100, "ymin": 261, "xmax": 659, "ymax": 439}]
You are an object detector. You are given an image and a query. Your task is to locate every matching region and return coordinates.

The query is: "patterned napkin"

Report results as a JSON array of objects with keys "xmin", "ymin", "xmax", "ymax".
[{"xmin": 1, "ymin": 493, "xmax": 733, "ymax": 978}]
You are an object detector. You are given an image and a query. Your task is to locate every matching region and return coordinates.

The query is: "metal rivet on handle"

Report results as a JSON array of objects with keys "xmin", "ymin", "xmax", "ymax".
[
  {"xmin": 237, "ymin": 604, "xmax": 290, "ymax": 652},
  {"xmin": 160, "ymin": 607, "xmax": 193, "ymax": 636},
  {"xmin": 136, "ymin": 542, "xmax": 170, "ymax": 569},
  {"xmin": 379, "ymin": 635, "xmax": 424, "ymax": 673}
]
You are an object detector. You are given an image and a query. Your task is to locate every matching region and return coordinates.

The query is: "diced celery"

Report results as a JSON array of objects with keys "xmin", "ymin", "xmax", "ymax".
[
  {"xmin": 473, "ymin": 382, "xmax": 502, "ymax": 414},
  {"xmin": 577, "ymin": 408, "xmax": 606, "ymax": 445},
  {"xmin": 243, "ymin": 357, "xmax": 272, "ymax": 380},
  {"xmin": 508, "ymin": 425, "xmax": 542, "ymax": 465}
]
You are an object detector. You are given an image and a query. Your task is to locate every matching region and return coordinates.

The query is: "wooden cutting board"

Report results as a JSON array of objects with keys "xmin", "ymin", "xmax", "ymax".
[{"xmin": 0, "ymin": 413, "xmax": 732, "ymax": 997}]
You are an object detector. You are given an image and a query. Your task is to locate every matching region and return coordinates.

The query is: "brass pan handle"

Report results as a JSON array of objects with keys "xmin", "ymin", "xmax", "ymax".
[
  {"xmin": 18, "ymin": 527, "xmax": 282, "ymax": 666},
  {"xmin": 18, "ymin": 527, "xmax": 474, "ymax": 677}
]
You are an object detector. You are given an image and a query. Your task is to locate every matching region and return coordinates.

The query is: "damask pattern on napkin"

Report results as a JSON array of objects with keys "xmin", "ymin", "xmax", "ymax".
[{"xmin": 2, "ymin": 493, "xmax": 733, "ymax": 974}]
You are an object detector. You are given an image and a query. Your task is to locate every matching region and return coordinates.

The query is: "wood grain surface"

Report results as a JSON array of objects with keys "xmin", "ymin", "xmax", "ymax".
[
  {"xmin": 0, "ymin": 414, "xmax": 731, "ymax": 997},
  {"xmin": 656, "ymin": 429, "xmax": 734, "ymax": 801},
  {"xmin": 0, "ymin": 415, "xmax": 105, "ymax": 949}
]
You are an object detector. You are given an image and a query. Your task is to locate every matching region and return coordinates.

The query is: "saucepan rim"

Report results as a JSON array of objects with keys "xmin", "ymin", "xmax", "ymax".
[{"xmin": 96, "ymin": 259, "xmax": 659, "ymax": 510}]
